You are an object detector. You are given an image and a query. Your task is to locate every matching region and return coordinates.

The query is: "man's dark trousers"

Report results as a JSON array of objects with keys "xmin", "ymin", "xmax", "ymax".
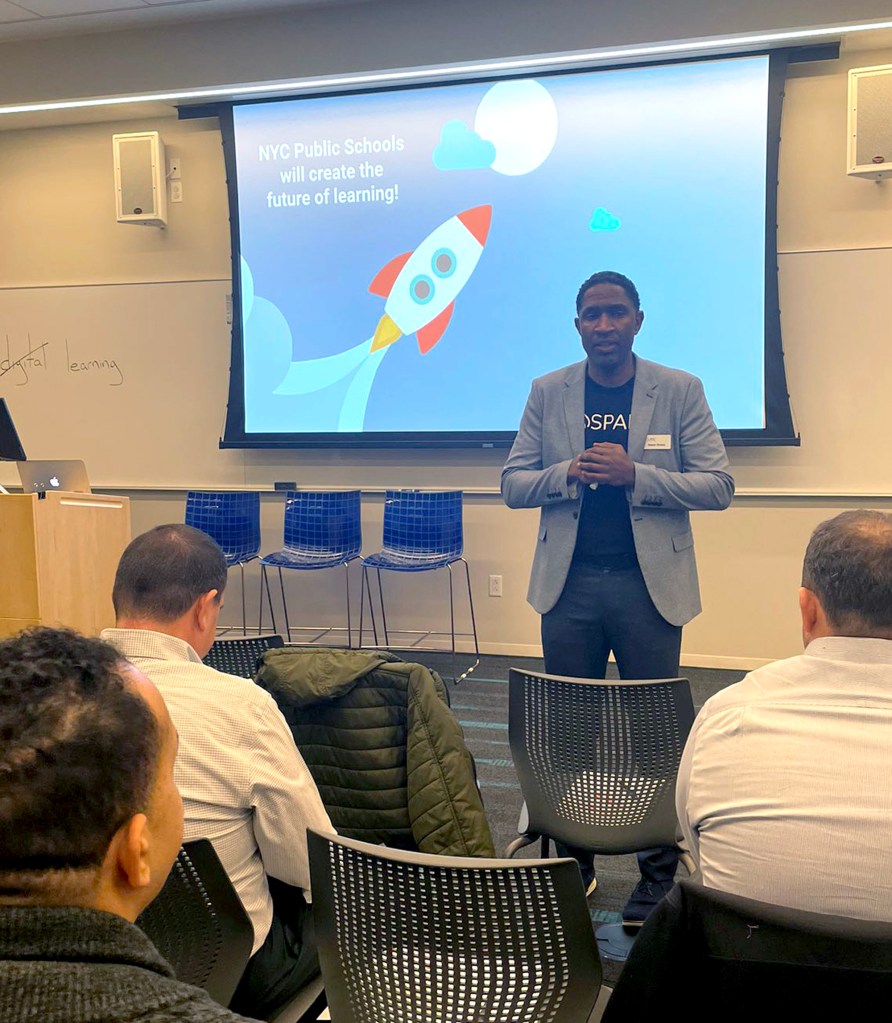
[{"xmin": 540, "ymin": 559, "xmax": 683, "ymax": 893}]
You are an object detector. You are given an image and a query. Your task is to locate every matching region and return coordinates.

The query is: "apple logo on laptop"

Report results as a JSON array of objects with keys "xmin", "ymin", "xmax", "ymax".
[{"xmin": 49, "ymin": 476, "xmax": 60, "ymax": 488}]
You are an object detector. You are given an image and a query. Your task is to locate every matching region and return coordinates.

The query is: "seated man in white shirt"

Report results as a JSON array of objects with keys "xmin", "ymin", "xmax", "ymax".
[
  {"xmin": 676, "ymin": 509, "xmax": 892, "ymax": 921},
  {"xmin": 103, "ymin": 524, "xmax": 334, "ymax": 1020}
]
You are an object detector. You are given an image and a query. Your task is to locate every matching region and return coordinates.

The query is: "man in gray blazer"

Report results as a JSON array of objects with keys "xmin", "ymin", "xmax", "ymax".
[{"xmin": 502, "ymin": 270, "xmax": 733, "ymax": 924}]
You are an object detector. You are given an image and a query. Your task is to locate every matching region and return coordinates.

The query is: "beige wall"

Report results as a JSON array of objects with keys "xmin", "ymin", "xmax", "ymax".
[
  {"xmin": 2, "ymin": 6, "xmax": 892, "ymax": 667},
  {"xmin": 0, "ymin": 117, "xmax": 229, "ymax": 287}
]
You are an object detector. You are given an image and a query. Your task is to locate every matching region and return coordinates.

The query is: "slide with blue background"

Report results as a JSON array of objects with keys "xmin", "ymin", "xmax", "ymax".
[{"xmin": 233, "ymin": 56, "xmax": 769, "ymax": 436}]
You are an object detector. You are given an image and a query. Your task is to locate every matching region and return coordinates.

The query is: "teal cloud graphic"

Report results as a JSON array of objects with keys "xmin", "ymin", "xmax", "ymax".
[
  {"xmin": 432, "ymin": 120, "xmax": 496, "ymax": 171},
  {"xmin": 590, "ymin": 207, "xmax": 622, "ymax": 231}
]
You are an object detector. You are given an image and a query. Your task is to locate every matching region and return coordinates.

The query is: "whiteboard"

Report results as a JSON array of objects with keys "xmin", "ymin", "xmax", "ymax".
[{"xmin": 0, "ymin": 280, "xmax": 247, "ymax": 489}]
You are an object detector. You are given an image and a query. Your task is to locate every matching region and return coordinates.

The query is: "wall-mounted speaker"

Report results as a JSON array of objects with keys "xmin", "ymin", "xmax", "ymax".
[
  {"xmin": 112, "ymin": 131, "xmax": 168, "ymax": 227},
  {"xmin": 848, "ymin": 65, "xmax": 892, "ymax": 180}
]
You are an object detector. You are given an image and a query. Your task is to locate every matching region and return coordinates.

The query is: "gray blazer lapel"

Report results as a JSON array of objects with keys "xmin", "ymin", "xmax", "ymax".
[
  {"xmin": 628, "ymin": 356, "xmax": 658, "ymax": 461},
  {"xmin": 561, "ymin": 361, "xmax": 587, "ymax": 456}
]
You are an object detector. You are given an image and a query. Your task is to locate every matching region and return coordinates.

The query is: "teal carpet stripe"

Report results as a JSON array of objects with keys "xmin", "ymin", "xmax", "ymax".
[
  {"xmin": 475, "ymin": 757, "xmax": 513, "ymax": 768},
  {"xmin": 591, "ymin": 909, "xmax": 623, "ymax": 924},
  {"xmin": 456, "ymin": 720, "xmax": 508, "ymax": 731}
]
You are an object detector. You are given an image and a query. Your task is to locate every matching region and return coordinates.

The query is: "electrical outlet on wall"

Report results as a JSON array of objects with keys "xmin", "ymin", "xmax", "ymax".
[{"xmin": 488, "ymin": 574, "xmax": 503, "ymax": 597}]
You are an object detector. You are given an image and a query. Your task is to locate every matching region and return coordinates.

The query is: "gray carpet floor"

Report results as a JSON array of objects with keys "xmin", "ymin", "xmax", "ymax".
[{"xmin": 392, "ymin": 649, "xmax": 745, "ymax": 985}]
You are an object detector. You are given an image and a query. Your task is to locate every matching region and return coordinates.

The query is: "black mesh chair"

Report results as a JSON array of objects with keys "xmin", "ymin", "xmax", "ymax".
[
  {"xmin": 602, "ymin": 879, "xmax": 892, "ymax": 1022},
  {"xmin": 203, "ymin": 634, "xmax": 285, "ymax": 678},
  {"xmin": 506, "ymin": 669, "xmax": 695, "ymax": 858},
  {"xmin": 308, "ymin": 829, "xmax": 603, "ymax": 1023},
  {"xmin": 505, "ymin": 669, "xmax": 696, "ymax": 956},
  {"xmin": 136, "ymin": 839, "xmax": 253, "ymax": 1007}
]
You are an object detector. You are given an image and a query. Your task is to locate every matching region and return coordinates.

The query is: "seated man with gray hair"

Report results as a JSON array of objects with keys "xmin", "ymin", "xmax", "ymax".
[
  {"xmin": 677, "ymin": 509, "xmax": 892, "ymax": 919},
  {"xmin": 0, "ymin": 626, "xmax": 254, "ymax": 1021}
]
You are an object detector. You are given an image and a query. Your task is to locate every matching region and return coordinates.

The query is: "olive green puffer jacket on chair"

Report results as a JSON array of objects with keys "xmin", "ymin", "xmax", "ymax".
[{"xmin": 255, "ymin": 647, "xmax": 495, "ymax": 857}]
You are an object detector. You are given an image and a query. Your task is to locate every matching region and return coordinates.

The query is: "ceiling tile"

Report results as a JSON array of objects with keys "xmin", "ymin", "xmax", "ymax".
[{"xmin": 13, "ymin": 0, "xmax": 143, "ymax": 15}]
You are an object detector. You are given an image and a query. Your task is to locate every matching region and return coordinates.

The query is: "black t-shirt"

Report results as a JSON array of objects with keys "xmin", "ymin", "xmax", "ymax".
[{"xmin": 572, "ymin": 374, "xmax": 638, "ymax": 565}]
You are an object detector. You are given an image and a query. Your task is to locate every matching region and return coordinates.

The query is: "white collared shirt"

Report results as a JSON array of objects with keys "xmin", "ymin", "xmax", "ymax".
[
  {"xmin": 102, "ymin": 628, "xmax": 334, "ymax": 954},
  {"xmin": 677, "ymin": 636, "xmax": 892, "ymax": 921}
]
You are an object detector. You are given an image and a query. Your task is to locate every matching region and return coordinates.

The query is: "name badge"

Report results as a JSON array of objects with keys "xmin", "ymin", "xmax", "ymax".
[{"xmin": 644, "ymin": 434, "xmax": 671, "ymax": 450}]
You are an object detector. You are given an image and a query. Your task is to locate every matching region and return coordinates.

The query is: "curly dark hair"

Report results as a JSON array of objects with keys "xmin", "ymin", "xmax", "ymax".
[
  {"xmin": 802, "ymin": 510, "xmax": 892, "ymax": 638},
  {"xmin": 113, "ymin": 523, "xmax": 227, "ymax": 622},
  {"xmin": 0, "ymin": 628, "xmax": 160, "ymax": 892},
  {"xmin": 576, "ymin": 270, "xmax": 641, "ymax": 312}
]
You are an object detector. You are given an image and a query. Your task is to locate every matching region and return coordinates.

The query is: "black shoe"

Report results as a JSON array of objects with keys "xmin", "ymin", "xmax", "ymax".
[{"xmin": 621, "ymin": 877, "xmax": 674, "ymax": 931}]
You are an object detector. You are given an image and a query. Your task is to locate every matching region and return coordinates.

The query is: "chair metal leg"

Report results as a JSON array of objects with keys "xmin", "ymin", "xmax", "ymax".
[
  {"xmin": 359, "ymin": 567, "xmax": 366, "ymax": 647},
  {"xmin": 343, "ymin": 563, "xmax": 352, "ymax": 648},
  {"xmin": 376, "ymin": 569, "xmax": 389, "ymax": 647},
  {"xmin": 265, "ymin": 568, "xmax": 277, "ymax": 635},
  {"xmin": 258, "ymin": 565, "xmax": 279, "ymax": 636},
  {"xmin": 456, "ymin": 557, "xmax": 480, "ymax": 684},
  {"xmin": 238, "ymin": 563, "xmax": 248, "ymax": 637},
  {"xmin": 447, "ymin": 562, "xmax": 457, "ymax": 684},
  {"xmin": 277, "ymin": 567, "xmax": 291, "ymax": 642},
  {"xmin": 359, "ymin": 566, "xmax": 379, "ymax": 648}
]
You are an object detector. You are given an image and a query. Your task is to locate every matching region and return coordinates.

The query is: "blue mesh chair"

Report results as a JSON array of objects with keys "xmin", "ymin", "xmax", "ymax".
[
  {"xmin": 359, "ymin": 490, "xmax": 478, "ymax": 683},
  {"xmin": 259, "ymin": 490, "xmax": 362, "ymax": 647},
  {"xmin": 185, "ymin": 491, "xmax": 261, "ymax": 636}
]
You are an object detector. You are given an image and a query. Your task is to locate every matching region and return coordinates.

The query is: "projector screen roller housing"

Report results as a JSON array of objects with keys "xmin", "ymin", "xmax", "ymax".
[{"xmin": 220, "ymin": 52, "xmax": 795, "ymax": 448}]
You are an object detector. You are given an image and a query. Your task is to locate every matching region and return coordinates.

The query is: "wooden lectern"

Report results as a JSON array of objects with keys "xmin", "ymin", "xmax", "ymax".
[{"xmin": 0, "ymin": 491, "xmax": 131, "ymax": 639}]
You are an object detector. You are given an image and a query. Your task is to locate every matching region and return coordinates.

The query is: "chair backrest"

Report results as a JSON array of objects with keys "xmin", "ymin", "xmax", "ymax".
[
  {"xmin": 185, "ymin": 490, "xmax": 261, "ymax": 564},
  {"xmin": 508, "ymin": 669, "xmax": 695, "ymax": 854},
  {"xmin": 381, "ymin": 489, "xmax": 463, "ymax": 559},
  {"xmin": 136, "ymin": 838, "xmax": 253, "ymax": 1007},
  {"xmin": 602, "ymin": 878, "xmax": 892, "ymax": 1021},
  {"xmin": 204, "ymin": 634, "xmax": 285, "ymax": 678},
  {"xmin": 283, "ymin": 490, "xmax": 362, "ymax": 557},
  {"xmin": 308, "ymin": 830, "xmax": 602, "ymax": 1023}
]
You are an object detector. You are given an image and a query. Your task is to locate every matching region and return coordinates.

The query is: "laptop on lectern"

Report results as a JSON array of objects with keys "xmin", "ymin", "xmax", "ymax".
[{"xmin": 17, "ymin": 460, "xmax": 92, "ymax": 495}]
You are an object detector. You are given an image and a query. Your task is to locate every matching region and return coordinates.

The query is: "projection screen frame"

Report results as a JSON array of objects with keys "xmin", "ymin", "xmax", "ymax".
[{"xmin": 215, "ymin": 48, "xmax": 801, "ymax": 449}]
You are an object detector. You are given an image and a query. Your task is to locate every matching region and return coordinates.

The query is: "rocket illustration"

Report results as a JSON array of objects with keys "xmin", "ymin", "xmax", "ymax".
[{"xmin": 368, "ymin": 204, "xmax": 492, "ymax": 354}]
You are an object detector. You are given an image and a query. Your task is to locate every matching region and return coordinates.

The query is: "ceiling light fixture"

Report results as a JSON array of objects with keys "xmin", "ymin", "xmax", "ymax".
[{"xmin": 1, "ymin": 17, "xmax": 890, "ymax": 117}]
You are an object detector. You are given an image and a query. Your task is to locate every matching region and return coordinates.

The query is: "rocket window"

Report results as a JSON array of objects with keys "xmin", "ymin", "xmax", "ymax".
[
  {"xmin": 410, "ymin": 274, "xmax": 435, "ymax": 304},
  {"xmin": 432, "ymin": 248, "xmax": 456, "ymax": 278}
]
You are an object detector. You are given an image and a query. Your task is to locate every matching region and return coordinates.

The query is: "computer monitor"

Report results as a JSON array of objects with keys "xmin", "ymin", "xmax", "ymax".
[{"xmin": 0, "ymin": 399, "xmax": 26, "ymax": 462}]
